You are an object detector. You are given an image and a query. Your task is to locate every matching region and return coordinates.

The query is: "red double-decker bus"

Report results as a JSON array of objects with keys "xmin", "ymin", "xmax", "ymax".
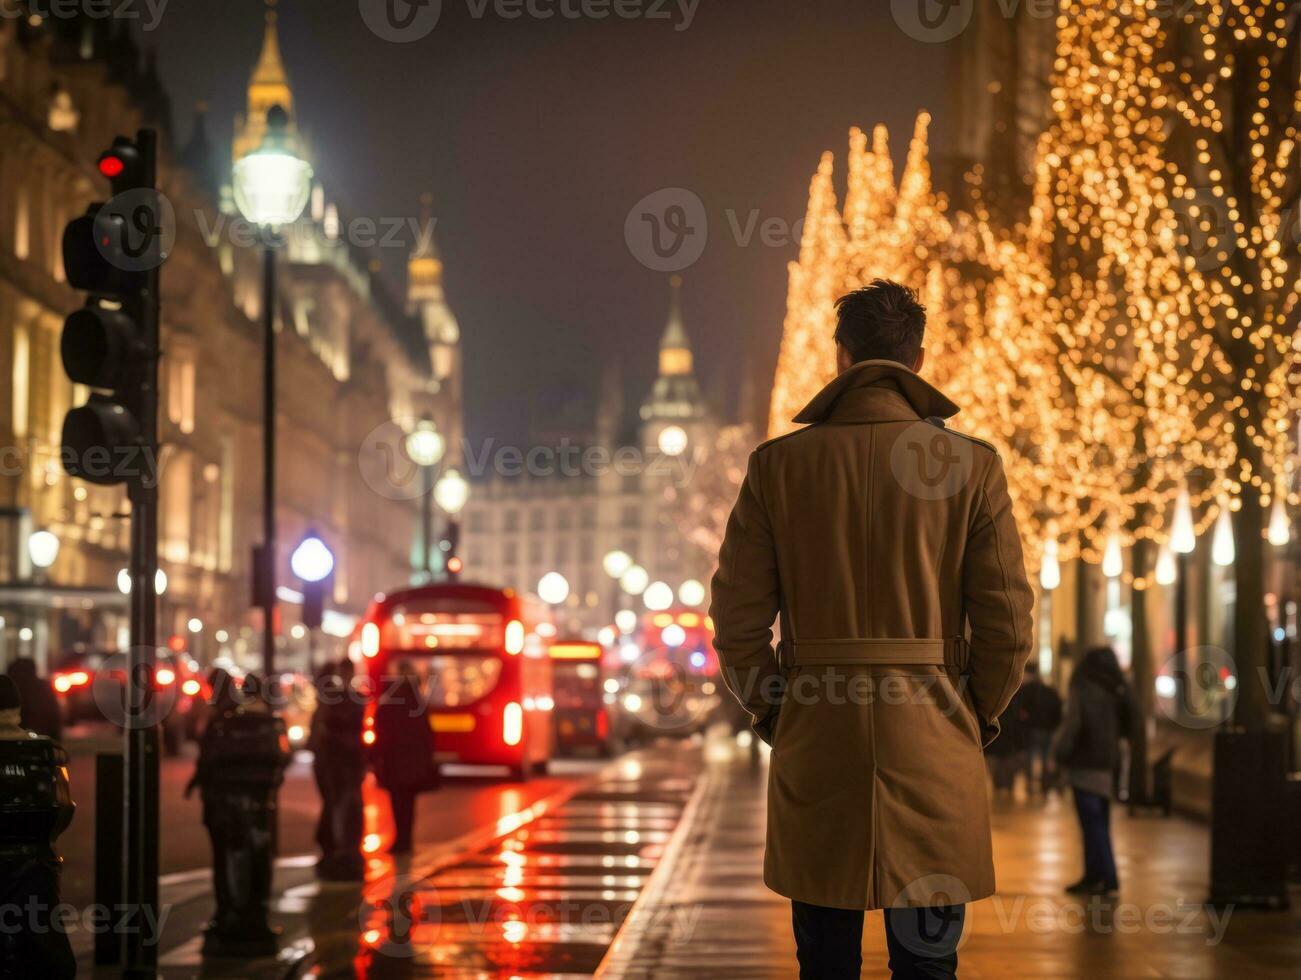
[{"xmin": 358, "ymin": 583, "xmax": 555, "ymax": 779}]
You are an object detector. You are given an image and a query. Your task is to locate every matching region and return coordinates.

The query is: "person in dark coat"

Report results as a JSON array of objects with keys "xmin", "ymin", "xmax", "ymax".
[
  {"xmin": 310, "ymin": 659, "xmax": 366, "ymax": 879},
  {"xmin": 984, "ymin": 682, "xmax": 1028, "ymax": 795},
  {"xmin": 372, "ymin": 660, "xmax": 438, "ymax": 855},
  {"xmin": 0, "ymin": 675, "xmax": 76, "ymax": 979},
  {"xmin": 5, "ymin": 658, "xmax": 62, "ymax": 742},
  {"xmin": 1054, "ymin": 646, "xmax": 1133, "ymax": 895},
  {"xmin": 1019, "ymin": 663, "xmax": 1063, "ymax": 794}
]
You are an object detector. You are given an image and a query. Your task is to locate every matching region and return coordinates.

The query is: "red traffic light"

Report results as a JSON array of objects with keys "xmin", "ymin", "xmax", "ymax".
[{"xmin": 98, "ymin": 155, "xmax": 126, "ymax": 179}]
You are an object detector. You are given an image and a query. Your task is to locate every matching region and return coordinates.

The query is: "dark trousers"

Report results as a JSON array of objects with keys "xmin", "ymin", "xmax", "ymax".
[
  {"xmin": 791, "ymin": 900, "xmax": 965, "ymax": 979},
  {"xmin": 1072, "ymin": 787, "xmax": 1118, "ymax": 887},
  {"xmin": 389, "ymin": 787, "xmax": 417, "ymax": 853},
  {"xmin": 315, "ymin": 763, "xmax": 365, "ymax": 875},
  {"xmin": 1023, "ymin": 729, "xmax": 1055, "ymax": 792}
]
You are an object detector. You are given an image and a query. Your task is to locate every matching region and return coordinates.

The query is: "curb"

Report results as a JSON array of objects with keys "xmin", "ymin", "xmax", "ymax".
[{"xmin": 594, "ymin": 757, "xmax": 715, "ymax": 977}]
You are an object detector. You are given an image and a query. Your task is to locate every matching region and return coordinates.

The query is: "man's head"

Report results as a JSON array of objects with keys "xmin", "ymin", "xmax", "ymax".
[{"xmin": 833, "ymin": 279, "xmax": 927, "ymax": 374}]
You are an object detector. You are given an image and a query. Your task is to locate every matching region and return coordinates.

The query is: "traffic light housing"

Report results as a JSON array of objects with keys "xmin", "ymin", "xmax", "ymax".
[
  {"xmin": 60, "ymin": 136, "xmax": 159, "ymax": 487},
  {"xmin": 441, "ymin": 520, "xmax": 461, "ymax": 580}
]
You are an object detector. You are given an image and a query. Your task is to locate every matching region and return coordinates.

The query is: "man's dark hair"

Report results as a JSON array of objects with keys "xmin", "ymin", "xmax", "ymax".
[{"xmin": 833, "ymin": 279, "xmax": 927, "ymax": 366}]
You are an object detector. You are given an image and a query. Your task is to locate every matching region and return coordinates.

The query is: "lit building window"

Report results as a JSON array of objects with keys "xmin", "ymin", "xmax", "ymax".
[
  {"xmin": 14, "ymin": 189, "xmax": 30, "ymax": 260},
  {"xmin": 167, "ymin": 351, "xmax": 197, "ymax": 434},
  {"xmin": 12, "ymin": 326, "xmax": 30, "ymax": 439}
]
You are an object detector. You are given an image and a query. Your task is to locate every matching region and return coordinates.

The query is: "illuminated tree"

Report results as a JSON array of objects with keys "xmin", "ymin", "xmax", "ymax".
[{"xmin": 1156, "ymin": 0, "xmax": 1300, "ymax": 728}]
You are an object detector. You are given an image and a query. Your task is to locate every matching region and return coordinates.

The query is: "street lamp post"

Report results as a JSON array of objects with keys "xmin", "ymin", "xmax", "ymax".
[
  {"xmin": 232, "ymin": 104, "xmax": 313, "ymax": 676},
  {"xmin": 434, "ymin": 468, "xmax": 469, "ymax": 580},
  {"xmin": 291, "ymin": 533, "xmax": 335, "ymax": 673},
  {"xmin": 405, "ymin": 421, "xmax": 445, "ymax": 582}
]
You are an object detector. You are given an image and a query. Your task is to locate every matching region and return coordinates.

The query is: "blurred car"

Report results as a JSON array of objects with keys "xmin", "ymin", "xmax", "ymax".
[{"xmin": 55, "ymin": 650, "xmax": 207, "ymax": 755}]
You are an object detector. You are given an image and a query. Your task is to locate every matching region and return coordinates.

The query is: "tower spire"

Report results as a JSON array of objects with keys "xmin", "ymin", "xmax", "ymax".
[
  {"xmin": 233, "ymin": 0, "xmax": 296, "ymax": 162},
  {"xmin": 658, "ymin": 275, "xmax": 693, "ymax": 377}
]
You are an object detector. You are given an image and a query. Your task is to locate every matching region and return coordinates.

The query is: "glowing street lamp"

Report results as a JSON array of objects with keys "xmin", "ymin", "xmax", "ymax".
[
  {"xmin": 27, "ymin": 530, "xmax": 60, "ymax": 571},
  {"xmin": 434, "ymin": 469, "xmax": 469, "ymax": 516},
  {"xmin": 678, "ymin": 579, "xmax": 705, "ymax": 607},
  {"xmin": 643, "ymin": 581, "xmax": 673, "ymax": 611},
  {"xmin": 405, "ymin": 421, "xmax": 445, "ymax": 468},
  {"xmin": 537, "ymin": 572, "xmax": 570, "ymax": 606},
  {"xmin": 232, "ymin": 106, "xmax": 314, "ymax": 229},
  {"xmin": 291, "ymin": 534, "xmax": 335, "ymax": 583},
  {"xmin": 233, "ymin": 103, "xmax": 313, "ymax": 676},
  {"xmin": 602, "ymin": 550, "xmax": 633, "ymax": 579},
  {"xmin": 620, "ymin": 564, "xmax": 649, "ymax": 596}
]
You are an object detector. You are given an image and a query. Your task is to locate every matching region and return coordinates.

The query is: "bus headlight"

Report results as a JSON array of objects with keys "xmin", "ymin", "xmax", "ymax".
[{"xmin": 502, "ymin": 702, "xmax": 523, "ymax": 746}]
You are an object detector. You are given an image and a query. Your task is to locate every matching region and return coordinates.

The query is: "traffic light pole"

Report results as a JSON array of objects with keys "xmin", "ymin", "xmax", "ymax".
[
  {"xmin": 262, "ymin": 243, "xmax": 277, "ymax": 677},
  {"xmin": 123, "ymin": 127, "xmax": 161, "ymax": 980}
]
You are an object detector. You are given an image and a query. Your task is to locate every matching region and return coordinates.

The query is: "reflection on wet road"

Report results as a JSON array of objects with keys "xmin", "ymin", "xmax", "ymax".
[{"xmin": 344, "ymin": 752, "xmax": 697, "ymax": 977}]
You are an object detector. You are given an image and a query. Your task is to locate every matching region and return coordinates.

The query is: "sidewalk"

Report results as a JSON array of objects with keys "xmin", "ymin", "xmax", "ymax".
[{"xmin": 600, "ymin": 737, "xmax": 1301, "ymax": 978}]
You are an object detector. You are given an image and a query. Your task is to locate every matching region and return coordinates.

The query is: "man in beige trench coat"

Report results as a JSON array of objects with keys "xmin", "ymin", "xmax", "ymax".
[{"xmin": 710, "ymin": 280, "xmax": 1034, "ymax": 979}]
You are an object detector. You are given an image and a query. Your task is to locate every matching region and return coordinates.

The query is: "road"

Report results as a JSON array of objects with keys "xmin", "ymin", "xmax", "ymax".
[{"xmin": 57, "ymin": 724, "xmax": 599, "ymax": 910}]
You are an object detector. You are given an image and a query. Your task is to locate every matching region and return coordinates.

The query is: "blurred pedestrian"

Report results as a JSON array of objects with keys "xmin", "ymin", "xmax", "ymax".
[
  {"xmin": 710, "ymin": 281, "xmax": 1034, "ymax": 980},
  {"xmin": 0, "ymin": 675, "xmax": 76, "ymax": 979},
  {"xmin": 985, "ymin": 683, "xmax": 1027, "ymax": 796},
  {"xmin": 1054, "ymin": 646, "xmax": 1133, "ymax": 896},
  {"xmin": 372, "ymin": 660, "xmax": 438, "ymax": 855},
  {"xmin": 310, "ymin": 659, "xmax": 366, "ymax": 879},
  {"xmin": 185, "ymin": 672, "xmax": 291, "ymax": 956},
  {"xmin": 5, "ymin": 658, "xmax": 61, "ymax": 742},
  {"xmin": 1019, "ymin": 663, "xmax": 1062, "ymax": 794}
]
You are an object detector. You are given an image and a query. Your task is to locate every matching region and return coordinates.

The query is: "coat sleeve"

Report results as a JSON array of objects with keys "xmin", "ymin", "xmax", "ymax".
[
  {"xmin": 961, "ymin": 452, "xmax": 1034, "ymax": 746},
  {"xmin": 709, "ymin": 450, "xmax": 784, "ymax": 732}
]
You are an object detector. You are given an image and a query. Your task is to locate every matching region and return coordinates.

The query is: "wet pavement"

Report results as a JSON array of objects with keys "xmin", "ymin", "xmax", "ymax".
[
  {"xmin": 602, "ymin": 737, "xmax": 1301, "ymax": 979},
  {"xmin": 76, "ymin": 734, "xmax": 1301, "ymax": 977},
  {"xmin": 310, "ymin": 749, "xmax": 700, "ymax": 978}
]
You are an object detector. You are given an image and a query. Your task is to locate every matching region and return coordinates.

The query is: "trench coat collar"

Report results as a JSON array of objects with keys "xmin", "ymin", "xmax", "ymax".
[{"xmin": 792, "ymin": 359, "xmax": 960, "ymax": 425}]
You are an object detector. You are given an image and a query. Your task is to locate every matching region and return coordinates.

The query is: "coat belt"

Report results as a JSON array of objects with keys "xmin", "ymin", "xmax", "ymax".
[{"xmin": 781, "ymin": 638, "xmax": 969, "ymax": 669}]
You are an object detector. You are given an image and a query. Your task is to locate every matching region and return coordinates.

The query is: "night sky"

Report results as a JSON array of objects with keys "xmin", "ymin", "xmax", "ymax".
[{"xmin": 150, "ymin": 0, "xmax": 952, "ymax": 446}]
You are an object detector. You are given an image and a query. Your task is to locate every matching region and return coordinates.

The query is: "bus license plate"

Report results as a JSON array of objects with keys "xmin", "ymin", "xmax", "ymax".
[{"xmin": 431, "ymin": 714, "xmax": 475, "ymax": 733}]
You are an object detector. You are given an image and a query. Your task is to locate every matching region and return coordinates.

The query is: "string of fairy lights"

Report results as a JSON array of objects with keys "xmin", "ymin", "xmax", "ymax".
[{"xmin": 768, "ymin": 0, "xmax": 1298, "ymax": 582}]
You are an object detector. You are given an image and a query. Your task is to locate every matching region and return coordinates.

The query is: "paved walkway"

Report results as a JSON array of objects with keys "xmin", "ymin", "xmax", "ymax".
[{"xmin": 600, "ymin": 736, "xmax": 1301, "ymax": 979}]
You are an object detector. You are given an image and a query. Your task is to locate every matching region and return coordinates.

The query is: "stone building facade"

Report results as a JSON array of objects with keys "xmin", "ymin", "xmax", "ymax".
[{"xmin": 0, "ymin": 7, "xmax": 461, "ymax": 672}]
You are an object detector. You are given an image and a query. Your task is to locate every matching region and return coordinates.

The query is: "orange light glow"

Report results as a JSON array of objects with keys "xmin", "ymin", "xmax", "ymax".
[
  {"xmin": 363, "ymin": 833, "xmax": 382, "ymax": 854},
  {"xmin": 504, "ymin": 620, "xmax": 525, "ymax": 655},
  {"xmin": 155, "ymin": 668, "xmax": 176, "ymax": 686},
  {"xmin": 182, "ymin": 679, "xmax": 201, "ymax": 696},
  {"xmin": 549, "ymin": 642, "xmax": 601, "ymax": 660},
  {"xmin": 361, "ymin": 621, "xmax": 380, "ymax": 658},
  {"xmin": 362, "ymin": 729, "xmax": 376, "ymax": 746},
  {"xmin": 502, "ymin": 702, "xmax": 523, "ymax": 746}
]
